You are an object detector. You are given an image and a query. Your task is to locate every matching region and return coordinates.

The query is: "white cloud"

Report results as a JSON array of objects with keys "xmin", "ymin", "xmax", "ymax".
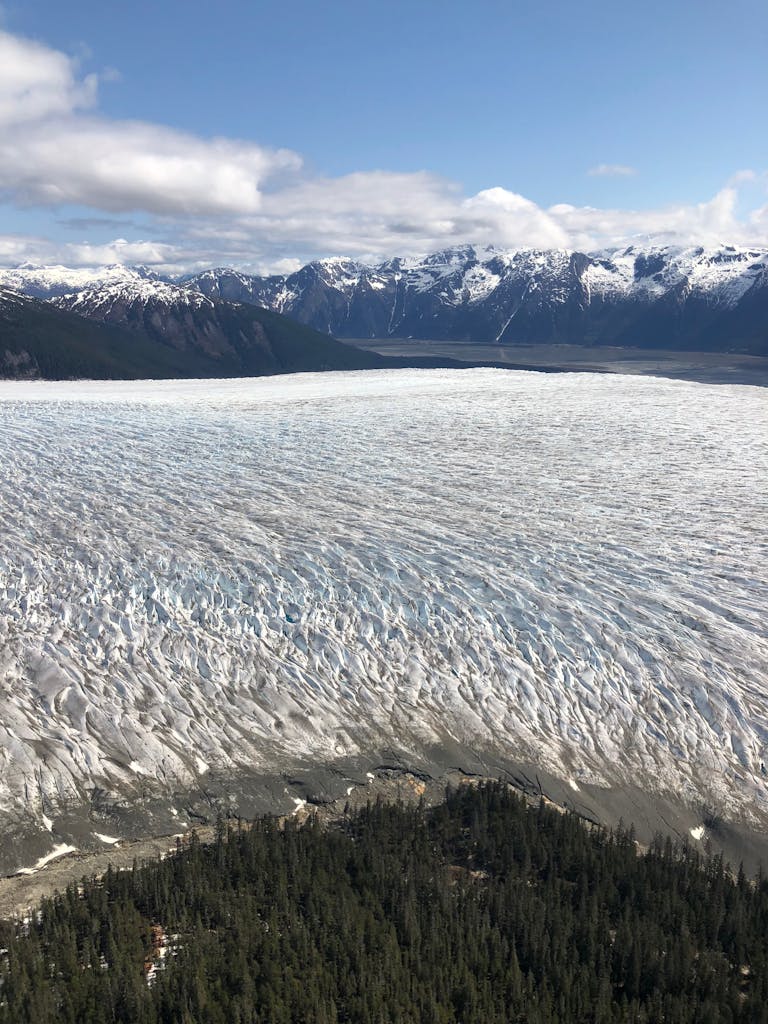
[
  {"xmin": 64, "ymin": 237, "xmax": 181, "ymax": 267},
  {"xmin": 458, "ymin": 188, "xmax": 570, "ymax": 249},
  {"xmin": 544, "ymin": 187, "xmax": 748, "ymax": 251},
  {"xmin": 0, "ymin": 30, "xmax": 97, "ymax": 126},
  {"xmin": 748, "ymin": 204, "xmax": 768, "ymax": 235},
  {"xmin": 267, "ymin": 257, "xmax": 304, "ymax": 275},
  {"xmin": 0, "ymin": 28, "xmax": 765, "ymax": 273},
  {"xmin": 0, "ymin": 233, "xmax": 49, "ymax": 264},
  {"xmin": 0, "ymin": 118, "xmax": 300, "ymax": 216},
  {"xmin": 0, "ymin": 29, "xmax": 300, "ymax": 217},
  {"xmin": 1, "ymin": 176, "xmax": 766, "ymax": 276},
  {"xmin": 230, "ymin": 171, "xmax": 466, "ymax": 258},
  {"xmin": 229, "ymin": 178, "xmax": 765, "ymax": 268},
  {"xmin": 588, "ymin": 164, "xmax": 638, "ymax": 178},
  {"xmin": 729, "ymin": 169, "xmax": 756, "ymax": 185}
]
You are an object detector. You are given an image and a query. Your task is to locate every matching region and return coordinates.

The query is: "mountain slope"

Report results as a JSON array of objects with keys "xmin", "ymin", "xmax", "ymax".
[
  {"xmin": 52, "ymin": 276, "xmax": 393, "ymax": 375},
  {"xmin": 0, "ymin": 277, "xmax": 394, "ymax": 380},
  {"xmin": 4, "ymin": 785, "xmax": 768, "ymax": 1024},
  {"xmin": 0, "ymin": 288, "xmax": 217, "ymax": 380},
  {"xmin": 184, "ymin": 244, "xmax": 768, "ymax": 354}
]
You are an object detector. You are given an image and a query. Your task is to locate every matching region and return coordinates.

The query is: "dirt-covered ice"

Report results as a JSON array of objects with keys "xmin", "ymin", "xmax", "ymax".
[{"xmin": 0, "ymin": 368, "xmax": 766, "ymax": 846}]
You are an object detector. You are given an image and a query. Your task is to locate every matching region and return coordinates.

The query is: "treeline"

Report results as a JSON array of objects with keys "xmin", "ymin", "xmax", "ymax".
[{"xmin": 1, "ymin": 782, "xmax": 768, "ymax": 1023}]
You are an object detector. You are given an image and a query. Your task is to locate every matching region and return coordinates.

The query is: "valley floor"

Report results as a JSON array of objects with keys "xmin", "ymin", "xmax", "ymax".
[{"xmin": 351, "ymin": 340, "xmax": 768, "ymax": 386}]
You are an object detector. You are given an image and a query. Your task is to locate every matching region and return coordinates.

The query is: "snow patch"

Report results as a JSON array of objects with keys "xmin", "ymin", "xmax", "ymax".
[{"xmin": 15, "ymin": 844, "xmax": 77, "ymax": 875}]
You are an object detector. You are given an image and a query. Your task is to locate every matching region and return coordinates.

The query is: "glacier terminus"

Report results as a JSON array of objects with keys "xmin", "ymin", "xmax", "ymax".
[{"xmin": 0, "ymin": 368, "xmax": 766, "ymax": 872}]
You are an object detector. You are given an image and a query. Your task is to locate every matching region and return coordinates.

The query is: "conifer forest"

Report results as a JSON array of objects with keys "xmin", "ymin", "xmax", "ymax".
[{"xmin": 1, "ymin": 783, "xmax": 767, "ymax": 1024}]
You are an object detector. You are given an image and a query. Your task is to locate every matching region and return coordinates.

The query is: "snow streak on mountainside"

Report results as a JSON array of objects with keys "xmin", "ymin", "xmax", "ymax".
[{"xmin": 0, "ymin": 370, "xmax": 766, "ymax": 848}]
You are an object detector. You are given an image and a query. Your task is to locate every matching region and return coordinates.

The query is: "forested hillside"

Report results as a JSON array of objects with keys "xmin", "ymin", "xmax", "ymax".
[
  {"xmin": 0, "ymin": 286, "xmax": 396, "ymax": 380},
  {"xmin": 1, "ymin": 783, "xmax": 767, "ymax": 1023}
]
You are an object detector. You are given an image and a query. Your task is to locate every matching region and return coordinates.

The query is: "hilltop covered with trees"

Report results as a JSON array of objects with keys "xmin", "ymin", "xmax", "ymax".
[{"xmin": 1, "ymin": 782, "xmax": 767, "ymax": 1023}]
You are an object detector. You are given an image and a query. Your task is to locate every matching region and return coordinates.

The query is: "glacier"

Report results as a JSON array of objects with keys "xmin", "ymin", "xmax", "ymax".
[{"xmin": 0, "ymin": 368, "xmax": 767, "ymax": 861}]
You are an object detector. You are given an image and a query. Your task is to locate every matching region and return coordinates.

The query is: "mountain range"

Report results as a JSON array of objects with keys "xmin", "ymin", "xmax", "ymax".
[
  {"xmin": 183, "ymin": 244, "xmax": 768, "ymax": 353},
  {"xmin": 1, "ymin": 243, "xmax": 766, "ymax": 379}
]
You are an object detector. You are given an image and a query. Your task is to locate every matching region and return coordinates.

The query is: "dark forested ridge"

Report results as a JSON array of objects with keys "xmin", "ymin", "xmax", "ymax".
[
  {"xmin": 2, "ymin": 783, "xmax": 767, "ymax": 1024},
  {"xmin": 0, "ymin": 288, "xmax": 403, "ymax": 380}
]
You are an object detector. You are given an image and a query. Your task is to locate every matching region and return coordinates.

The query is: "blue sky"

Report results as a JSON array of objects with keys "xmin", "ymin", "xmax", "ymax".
[{"xmin": 0, "ymin": 0, "xmax": 766, "ymax": 270}]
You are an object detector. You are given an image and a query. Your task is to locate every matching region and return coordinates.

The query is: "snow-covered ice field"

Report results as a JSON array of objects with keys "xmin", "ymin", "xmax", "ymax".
[{"xmin": 0, "ymin": 368, "xmax": 767, "ymax": 839}]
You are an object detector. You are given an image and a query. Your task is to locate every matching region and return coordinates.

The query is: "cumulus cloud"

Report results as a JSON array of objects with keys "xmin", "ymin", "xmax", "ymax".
[
  {"xmin": 0, "ymin": 29, "xmax": 300, "ymax": 217},
  {"xmin": 230, "ymin": 178, "xmax": 766, "ymax": 268},
  {"xmin": 545, "ymin": 187, "xmax": 749, "ymax": 252},
  {"xmin": 728, "ymin": 169, "xmax": 757, "ymax": 186},
  {"xmin": 587, "ymin": 163, "xmax": 638, "ymax": 178},
  {"xmin": 1, "ymin": 179, "xmax": 765, "ymax": 276},
  {"xmin": 458, "ymin": 188, "xmax": 569, "ymax": 249},
  {"xmin": 0, "ymin": 231, "xmax": 302, "ymax": 277},
  {"xmin": 0, "ymin": 233, "xmax": 51, "ymax": 265},
  {"xmin": 0, "ymin": 30, "xmax": 97, "ymax": 126},
  {"xmin": 226, "ymin": 171, "xmax": 467, "ymax": 260},
  {"xmin": 63, "ymin": 238, "xmax": 182, "ymax": 267},
  {"xmin": 0, "ymin": 118, "xmax": 300, "ymax": 216},
  {"xmin": 0, "ymin": 28, "xmax": 766, "ymax": 273}
]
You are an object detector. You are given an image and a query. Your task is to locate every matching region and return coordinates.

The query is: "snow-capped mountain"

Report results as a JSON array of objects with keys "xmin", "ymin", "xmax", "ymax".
[
  {"xmin": 0, "ymin": 285, "xmax": 163, "ymax": 380},
  {"xmin": 0, "ymin": 262, "xmax": 160, "ymax": 300},
  {"xmin": 184, "ymin": 244, "xmax": 768, "ymax": 353},
  {"xmin": 2, "ymin": 244, "xmax": 767, "ymax": 373},
  {"xmin": 52, "ymin": 272, "xmax": 232, "ymax": 354},
  {"xmin": 0, "ymin": 270, "xmax": 392, "ymax": 380},
  {"xmin": 0, "ymin": 370, "xmax": 766, "ymax": 873},
  {"xmin": 49, "ymin": 274, "xmax": 394, "ymax": 374}
]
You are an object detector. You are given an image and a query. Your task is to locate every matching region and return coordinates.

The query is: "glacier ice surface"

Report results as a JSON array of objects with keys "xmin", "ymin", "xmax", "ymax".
[{"xmin": 0, "ymin": 368, "xmax": 766, "ymax": 829}]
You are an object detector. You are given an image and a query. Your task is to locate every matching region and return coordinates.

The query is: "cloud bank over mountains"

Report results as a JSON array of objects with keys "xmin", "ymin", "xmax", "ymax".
[{"xmin": 0, "ymin": 28, "xmax": 766, "ymax": 273}]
